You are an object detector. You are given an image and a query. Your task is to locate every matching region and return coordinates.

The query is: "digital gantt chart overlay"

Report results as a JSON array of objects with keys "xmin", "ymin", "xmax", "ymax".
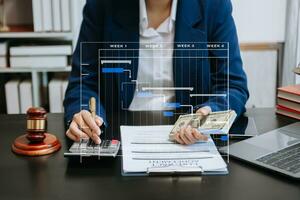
[{"xmin": 79, "ymin": 42, "xmax": 230, "ymax": 161}]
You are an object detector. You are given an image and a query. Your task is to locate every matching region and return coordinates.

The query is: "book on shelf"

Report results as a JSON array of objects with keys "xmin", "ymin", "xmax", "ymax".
[
  {"xmin": 9, "ymin": 43, "xmax": 71, "ymax": 68},
  {"xmin": 0, "ymin": 42, "xmax": 8, "ymax": 68},
  {"xmin": 61, "ymin": 0, "xmax": 71, "ymax": 32},
  {"xmin": 52, "ymin": 0, "xmax": 62, "ymax": 32},
  {"xmin": 49, "ymin": 78, "xmax": 68, "ymax": 113},
  {"xmin": 0, "ymin": 42, "xmax": 8, "ymax": 56},
  {"xmin": 10, "ymin": 45, "xmax": 72, "ymax": 56},
  {"xmin": 32, "ymin": 0, "xmax": 43, "ymax": 32},
  {"xmin": 276, "ymin": 84, "xmax": 300, "ymax": 120},
  {"xmin": 5, "ymin": 79, "xmax": 20, "ymax": 114},
  {"xmin": 10, "ymin": 56, "xmax": 68, "ymax": 68},
  {"xmin": 277, "ymin": 84, "xmax": 300, "ymax": 103},
  {"xmin": 276, "ymin": 105, "xmax": 300, "ymax": 120},
  {"xmin": 277, "ymin": 98, "xmax": 300, "ymax": 112},
  {"xmin": 0, "ymin": 57, "xmax": 7, "ymax": 68},
  {"xmin": 19, "ymin": 79, "xmax": 33, "ymax": 114},
  {"xmin": 49, "ymin": 79, "xmax": 63, "ymax": 113},
  {"xmin": 4, "ymin": 78, "xmax": 67, "ymax": 114},
  {"xmin": 42, "ymin": 0, "xmax": 53, "ymax": 32}
]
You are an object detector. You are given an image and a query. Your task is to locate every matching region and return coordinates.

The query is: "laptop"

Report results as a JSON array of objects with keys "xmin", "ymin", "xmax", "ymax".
[{"xmin": 220, "ymin": 122, "xmax": 300, "ymax": 179}]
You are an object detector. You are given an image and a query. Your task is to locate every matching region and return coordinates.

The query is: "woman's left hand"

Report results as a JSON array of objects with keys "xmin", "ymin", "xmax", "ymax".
[{"xmin": 172, "ymin": 107, "xmax": 211, "ymax": 145}]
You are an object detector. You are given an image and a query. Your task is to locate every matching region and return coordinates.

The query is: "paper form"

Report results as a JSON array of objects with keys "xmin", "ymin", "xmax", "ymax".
[{"xmin": 121, "ymin": 125, "xmax": 227, "ymax": 173}]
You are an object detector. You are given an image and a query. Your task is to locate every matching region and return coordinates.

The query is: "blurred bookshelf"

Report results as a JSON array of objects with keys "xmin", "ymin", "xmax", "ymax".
[{"xmin": 0, "ymin": 0, "xmax": 85, "ymax": 114}]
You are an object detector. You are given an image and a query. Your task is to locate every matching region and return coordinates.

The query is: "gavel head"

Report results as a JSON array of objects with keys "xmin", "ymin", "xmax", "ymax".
[{"xmin": 26, "ymin": 107, "xmax": 47, "ymax": 143}]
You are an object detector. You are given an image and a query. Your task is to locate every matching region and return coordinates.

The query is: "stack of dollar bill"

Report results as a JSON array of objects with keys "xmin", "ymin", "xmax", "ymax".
[{"xmin": 169, "ymin": 110, "xmax": 237, "ymax": 141}]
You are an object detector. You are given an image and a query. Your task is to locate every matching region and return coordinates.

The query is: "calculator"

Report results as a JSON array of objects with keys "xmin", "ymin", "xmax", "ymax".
[{"xmin": 64, "ymin": 139, "xmax": 120, "ymax": 157}]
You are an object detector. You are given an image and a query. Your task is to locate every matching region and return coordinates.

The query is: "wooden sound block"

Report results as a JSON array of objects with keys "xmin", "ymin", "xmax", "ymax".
[{"xmin": 12, "ymin": 133, "xmax": 61, "ymax": 156}]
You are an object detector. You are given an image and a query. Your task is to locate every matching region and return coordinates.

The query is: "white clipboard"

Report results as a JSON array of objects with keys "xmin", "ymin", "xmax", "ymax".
[{"xmin": 121, "ymin": 160, "xmax": 228, "ymax": 176}]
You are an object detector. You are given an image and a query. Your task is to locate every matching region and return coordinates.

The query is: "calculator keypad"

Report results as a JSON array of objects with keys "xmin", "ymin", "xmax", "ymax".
[{"xmin": 68, "ymin": 139, "xmax": 120, "ymax": 156}]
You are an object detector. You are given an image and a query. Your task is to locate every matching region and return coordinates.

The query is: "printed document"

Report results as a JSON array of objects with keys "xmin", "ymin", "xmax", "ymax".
[{"xmin": 121, "ymin": 125, "xmax": 227, "ymax": 174}]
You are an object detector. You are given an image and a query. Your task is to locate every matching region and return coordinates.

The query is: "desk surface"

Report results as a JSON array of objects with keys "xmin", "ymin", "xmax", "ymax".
[{"xmin": 0, "ymin": 108, "xmax": 299, "ymax": 200}]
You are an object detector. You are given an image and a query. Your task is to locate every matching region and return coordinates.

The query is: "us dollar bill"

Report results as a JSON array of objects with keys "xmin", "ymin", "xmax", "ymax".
[{"xmin": 169, "ymin": 110, "xmax": 237, "ymax": 141}]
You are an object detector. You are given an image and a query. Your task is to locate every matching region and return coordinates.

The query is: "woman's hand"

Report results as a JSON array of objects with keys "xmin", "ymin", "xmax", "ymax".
[
  {"xmin": 173, "ymin": 107, "xmax": 211, "ymax": 145},
  {"xmin": 65, "ymin": 110, "xmax": 103, "ymax": 144}
]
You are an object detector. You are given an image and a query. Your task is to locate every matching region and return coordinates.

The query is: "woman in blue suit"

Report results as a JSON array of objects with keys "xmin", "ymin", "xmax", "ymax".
[{"xmin": 64, "ymin": 0, "xmax": 249, "ymax": 145}]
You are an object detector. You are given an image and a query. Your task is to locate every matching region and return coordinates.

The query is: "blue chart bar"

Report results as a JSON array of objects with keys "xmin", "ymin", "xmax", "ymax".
[
  {"xmin": 220, "ymin": 135, "xmax": 228, "ymax": 141},
  {"xmin": 164, "ymin": 102, "xmax": 181, "ymax": 108},
  {"xmin": 136, "ymin": 91, "xmax": 153, "ymax": 97},
  {"xmin": 163, "ymin": 111, "xmax": 174, "ymax": 117},
  {"xmin": 102, "ymin": 68, "xmax": 124, "ymax": 73}
]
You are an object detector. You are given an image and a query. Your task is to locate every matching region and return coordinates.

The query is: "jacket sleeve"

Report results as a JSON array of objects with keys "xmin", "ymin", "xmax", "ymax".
[
  {"xmin": 197, "ymin": 0, "xmax": 249, "ymax": 117},
  {"xmin": 63, "ymin": 0, "xmax": 107, "ymax": 125}
]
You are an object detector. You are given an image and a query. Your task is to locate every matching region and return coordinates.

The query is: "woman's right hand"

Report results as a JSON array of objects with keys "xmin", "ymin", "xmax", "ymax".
[{"xmin": 65, "ymin": 110, "xmax": 103, "ymax": 144}]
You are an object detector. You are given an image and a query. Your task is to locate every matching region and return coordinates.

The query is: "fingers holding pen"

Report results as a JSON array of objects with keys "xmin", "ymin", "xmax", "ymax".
[
  {"xmin": 81, "ymin": 110, "xmax": 101, "ymax": 136},
  {"xmin": 68, "ymin": 111, "xmax": 101, "ymax": 144}
]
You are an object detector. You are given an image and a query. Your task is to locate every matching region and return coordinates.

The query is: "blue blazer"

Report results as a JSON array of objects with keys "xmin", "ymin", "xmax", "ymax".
[{"xmin": 64, "ymin": 0, "xmax": 249, "ymax": 123}]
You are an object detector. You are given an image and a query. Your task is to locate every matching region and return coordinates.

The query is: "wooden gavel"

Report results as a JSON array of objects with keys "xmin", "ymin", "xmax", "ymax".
[
  {"xmin": 12, "ymin": 107, "xmax": 61, "ymax": 156},
  {"xmin": 26, "ymin": 107, "xmax": 47, "ymax": 142}
]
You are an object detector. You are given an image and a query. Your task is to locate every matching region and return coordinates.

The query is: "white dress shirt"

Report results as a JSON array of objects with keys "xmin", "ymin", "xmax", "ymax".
[{"xmin": 129, "ymin": 0, "xmax": 178, "ymax": 111}]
